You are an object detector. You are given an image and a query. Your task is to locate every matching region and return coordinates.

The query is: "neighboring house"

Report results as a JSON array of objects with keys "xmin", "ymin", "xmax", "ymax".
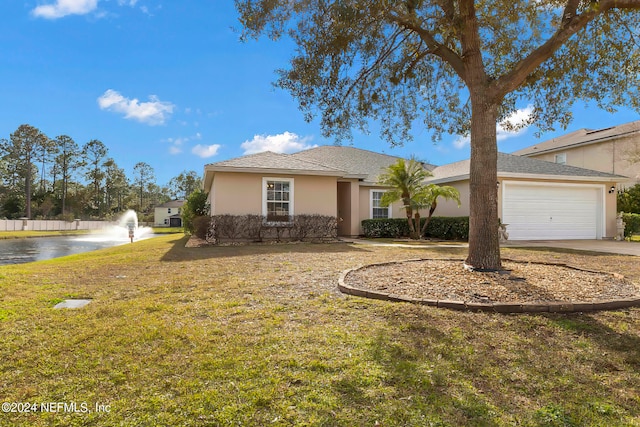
[
  {"xmin": 430, "ymin": 153, "xmax": 622, "ymax": 240},
  {"xmin": 513, "ymin": 120, "xmax": 640, "ymax": 188},
  {"xmin": 154, "ymin": 200, "xmax": 185, "ymax": 227},
  {"xmin": 203, "ymin": 146, "xmax": 623, "ymax": 240}
]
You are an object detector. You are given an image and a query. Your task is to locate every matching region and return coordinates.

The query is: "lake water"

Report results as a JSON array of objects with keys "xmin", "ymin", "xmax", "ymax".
[{"xmin": 0, "ymin": 234, "xmax": 155, "ymax": 266}]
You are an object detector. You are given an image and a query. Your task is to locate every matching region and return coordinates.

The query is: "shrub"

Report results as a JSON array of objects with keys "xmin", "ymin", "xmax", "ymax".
[
  {"xmin": 182, "ymin": 189, "xmax": 210, "ymax": 234},
  {"xmin": 423, "ymin": 216, "xmax": 469, "ymax": 240},
  {"xmin": 361, "ymin": 218, "xmax": 409, "ymax": 238},
  {"xmin": 622, "ymin": 213, "xmax": 640, "ymax": 237},
  {"xmin": 362, "ymin": 216, "xmax": 469, "ymax": 240},
  {"xmin": 192, "ymin": 216, "xmax": 212, "ymax": 240},
  {"xmin": 209, "ymin": 214, "xmax": 338, "ymax": 244}
]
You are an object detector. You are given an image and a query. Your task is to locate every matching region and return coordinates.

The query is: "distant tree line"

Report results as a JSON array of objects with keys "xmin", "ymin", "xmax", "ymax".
[{"xmin": 0, "ymin": 123, "xmax": 201, "ymax": 220}]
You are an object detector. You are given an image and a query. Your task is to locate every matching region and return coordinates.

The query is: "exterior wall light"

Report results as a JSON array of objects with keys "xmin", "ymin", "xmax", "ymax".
[{"xmin": 609, "ymin": 186, "xmax": 616, "ymax": 194}]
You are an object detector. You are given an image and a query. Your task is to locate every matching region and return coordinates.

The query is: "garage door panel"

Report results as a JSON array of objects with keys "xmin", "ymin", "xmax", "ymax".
[{"xmin": 502, "ymin": 183, "xmax": 600, "ymax": 240}]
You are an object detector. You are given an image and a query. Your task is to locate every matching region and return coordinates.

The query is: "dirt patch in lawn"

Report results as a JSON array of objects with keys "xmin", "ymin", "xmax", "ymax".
[{"xmin": 343, "ymin": 258, "xmax": 640, "ymax": 304}]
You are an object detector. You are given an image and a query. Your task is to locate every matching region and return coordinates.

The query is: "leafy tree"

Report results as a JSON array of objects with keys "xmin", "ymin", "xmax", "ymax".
[
  {"xmin": 168, "ymin": 170, "xmax": 201, "ymax": 199},
  {"xmin": 617, "ymin": 184, "xmax": 640, "ymax": 213},
  {"xmin": 53, "ymin": 135, "xmax": 82, "ymax": 216},
  {"xmin": 82, "ymin": 139, "xmax": 108, "ymax": 215},
  {"xmin": 182, "ymin": 189, "xmax": 210, "ymax": 234},
  {"xmin": 377, "ymin": 158, "xmax": 431, "ymax": 239},
  {"xmin": 35, "ymin": 137, "xmax": 56, "ymax": 194},
  {"xmin": 8, "ymin": 124, "xmax": 49, "ymax": 218},
  {"xmin": 103, "ymin": 158, "xmax": 129, "ymax": 214},
  {"xmin": 132, "ymin": 162, "xmax": 156, "ymax": 213},
  {"xmin": 237, "ymin": 1, "xmax": 640, "ymax": 270}
]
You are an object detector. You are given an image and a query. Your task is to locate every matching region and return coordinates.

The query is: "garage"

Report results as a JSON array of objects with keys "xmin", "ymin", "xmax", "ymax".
[{"xmin": 501, "ymin": 182, "xmax": 604, "ymax": 240}]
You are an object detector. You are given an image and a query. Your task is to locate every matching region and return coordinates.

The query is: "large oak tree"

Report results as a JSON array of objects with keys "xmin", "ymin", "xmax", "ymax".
[{"xmin": 236, "ymin": 0, "xmax": 640, "ymax": 270}]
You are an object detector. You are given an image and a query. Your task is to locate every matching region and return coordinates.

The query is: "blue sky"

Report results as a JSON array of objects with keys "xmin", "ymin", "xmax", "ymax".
[{"xmin": 2, "ymin": 1, "xmax": 639, "ymax": 185}]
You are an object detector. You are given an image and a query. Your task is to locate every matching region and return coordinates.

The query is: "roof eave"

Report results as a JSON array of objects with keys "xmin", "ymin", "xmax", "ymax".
[
  {"xmin": 427, "ymin": 172, "xmax": 625, "ymax": 184},
  {"xmin": 203, "ymin": 165, "xmax": 348, "ymax": 177},
  {"xmin": 497, "ymin": 172, "xmax": 625, "ymax": 182}
]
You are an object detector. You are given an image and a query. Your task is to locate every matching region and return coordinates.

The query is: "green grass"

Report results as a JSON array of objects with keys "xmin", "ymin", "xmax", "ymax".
[
  {"xmin": 150, "ymin": 227, "xmax": 184, "ymax": 234},
  {"xmin": 0, "ymin": 230, "xmax": 90, "ymax": 239},
  {"xmin": 0, "ymin": 237, "xmax": 639, "ymax": 426}
]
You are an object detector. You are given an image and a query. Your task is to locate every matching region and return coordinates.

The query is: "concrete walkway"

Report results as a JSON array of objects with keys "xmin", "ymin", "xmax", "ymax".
[
  {"xmin": 502, "ymin": 239, "xmax": 640, "ymax": 256},
  {"xmin": 344, "ymin": 238, "xmax": 640, "ymax": 256}
]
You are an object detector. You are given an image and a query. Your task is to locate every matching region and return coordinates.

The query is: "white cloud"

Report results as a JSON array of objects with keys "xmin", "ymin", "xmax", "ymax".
[
  {"xmin": 453, "ymin": 105, "xmax": 534, "ymax": 149},
  {"xmin": 32, "ymin": 0, "xmax": 98, "ymax": 19},
  {"xmin": 241, "ymin": 131, "xmax": 317, "ymax": 155},
  {"xmin": 97, "ymin": 89, "xmax": 174, "ymax": 126},
  {"xmin": 165, "ymin": 133, "xmax": 203, "ymax": 155},
  {"xmin": 117, "ymin": 0, "xmax": 138, "ymax": 5},
  {"xmin": 192, "ymin": 144, "xmax": 221, "ymax": 158}
]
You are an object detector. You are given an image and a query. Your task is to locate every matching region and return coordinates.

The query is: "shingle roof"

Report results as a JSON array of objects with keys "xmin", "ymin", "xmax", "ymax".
[
  {"xmin": 430, "ymin": 152, "xmax": 625, "ymax": 182},
  {"xmin": 156, "ymin": 200, "xmax": 185, "ymax": 208},
  {"xmin": 206, "ymin": 151, "xmax": 345, "ymax": 174},
  {"xmin": 290, "ymin": 146, "xmax": 436, "ymax": 183},
  {"xmin": 513, "ymin": 120, "xmax": 640, "ymax": 156}
]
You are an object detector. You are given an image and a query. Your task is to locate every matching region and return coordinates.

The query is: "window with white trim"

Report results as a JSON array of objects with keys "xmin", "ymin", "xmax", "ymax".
[
  {"xmin": 371, "ymin": 190, "xmax": 390, "ymax": 219},
  {"xmin": 555, "ymin": 153, "xmax": 567, "ymax": 165},
  {"xmin": 263, "ymin": 178, "xmax": 294, "ymax": 222}
]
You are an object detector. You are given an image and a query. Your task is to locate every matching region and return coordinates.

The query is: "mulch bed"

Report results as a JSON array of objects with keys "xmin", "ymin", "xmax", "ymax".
[{"xmin": 344, "ymin": 259, "xmax": 640, "ymax": 304}]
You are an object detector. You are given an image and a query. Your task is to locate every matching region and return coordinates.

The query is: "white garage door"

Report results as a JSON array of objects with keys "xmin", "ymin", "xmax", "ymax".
[{"xmin": 502, "ymin": 182, "xmax": 602, "ymax": 240}]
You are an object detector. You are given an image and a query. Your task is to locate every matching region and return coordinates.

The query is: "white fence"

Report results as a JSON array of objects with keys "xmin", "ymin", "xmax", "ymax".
[{"xmin": 0, "ymin": 219, "xmax": 113, "ymax": 232}]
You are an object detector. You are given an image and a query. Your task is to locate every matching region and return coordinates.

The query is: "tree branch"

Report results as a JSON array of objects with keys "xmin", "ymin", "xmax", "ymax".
[
  {"xmin": 491, "ymin": 0, "xmax": 640, "ymax": 100},
  {"xmin": 388, "ymin": 7, "xmax": 466, "ymax": 79}
]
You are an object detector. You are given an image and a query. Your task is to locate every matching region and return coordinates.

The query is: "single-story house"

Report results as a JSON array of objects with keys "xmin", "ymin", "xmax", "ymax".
[
  {"xmin": 513, "ymin": 120, "xmax": 640, "ymax": 188},
  {"xmin": 203, "ymin": 146, "xmax": 624, "ymax": 240},
  {"xmin": 154, "ymin": 200, "xmax": 185, "ymax": 227}
]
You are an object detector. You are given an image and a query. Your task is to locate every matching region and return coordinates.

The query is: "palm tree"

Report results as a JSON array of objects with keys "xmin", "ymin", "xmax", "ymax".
[
  {"xmin": 377, "ymin": 158, "xmax": 460, "ymax": 239},
  {"xmin": 377, "ymin": 158, "xmax": 430, "ymax": 239},
  {"xmin": 414, "ymin": 184, "xmax": 461, "ymax": 237}
]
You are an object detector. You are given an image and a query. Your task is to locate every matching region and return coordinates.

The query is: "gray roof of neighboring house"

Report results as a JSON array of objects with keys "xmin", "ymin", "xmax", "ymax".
[
  {"xmin": 290, "ymin": 145, "xmax": 436, "ymax": 184},
  {"xmin": 156, "ymin": 200, "xmax": 185, "ymax": 208},
  {"xmin": 513, "ymin": 120, "xmax": 640, "ymax": 156},
  {"xmin": 206, "ymin": 151, "xmax": 345, "ymax": 174},
  {"xmin": 430, "ymin": 152, "xmax": 625, "ymax": 182}
]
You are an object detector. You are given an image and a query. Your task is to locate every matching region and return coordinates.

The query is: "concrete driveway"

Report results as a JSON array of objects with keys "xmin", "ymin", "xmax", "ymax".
[{"xmin": 502, "ymin": 240, "xmax": 640, "ymax": 256}]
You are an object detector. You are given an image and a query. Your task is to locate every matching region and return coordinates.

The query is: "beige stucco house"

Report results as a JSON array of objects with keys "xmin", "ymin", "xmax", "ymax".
[
  {"xmin": 513, "ymin": 120, "xmax": 640, "ymax": 188},
  {"xmin": 203, "ymin": 147, "xmax": 421, "ymax": 237},
  {"xmin": 203, "ymin": 146, "xmax": 623, "ymax": 240}
]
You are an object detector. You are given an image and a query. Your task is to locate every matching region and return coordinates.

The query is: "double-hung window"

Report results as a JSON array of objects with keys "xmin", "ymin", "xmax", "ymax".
[
  {"xmin": 263, "ymin": 178, "xmax": 294, "ymax": 222},
  {"xmin": 371, "ymin": 190, "xmax": 390, "ymax": 219}
]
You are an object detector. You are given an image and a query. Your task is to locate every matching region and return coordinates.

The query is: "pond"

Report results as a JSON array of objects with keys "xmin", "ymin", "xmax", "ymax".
[{"xmin": 0, "ymin": 233, "xmax": 155, "ymax": 266}]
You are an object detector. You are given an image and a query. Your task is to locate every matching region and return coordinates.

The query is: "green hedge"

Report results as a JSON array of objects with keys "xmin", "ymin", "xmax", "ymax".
[
  {"xmin": 622, "ymin": 213, "xmax": 640, "ymax": 237},
  {"xmin": 361, "ymin": 217, "xmax": 469, "ymax": 240}
]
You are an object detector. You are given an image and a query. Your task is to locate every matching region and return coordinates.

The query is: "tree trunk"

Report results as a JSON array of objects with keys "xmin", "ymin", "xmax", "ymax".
[
  {"xmin": 25, "ymin": 159, "xmax": 32, "ymax": 219},
  {"xmin": 420, "ymin": 202, "xmax": 438, "ymax": 236},
  {"xmin": 465, "ymin": 99, "xmax": 501, "ymax": 271}
]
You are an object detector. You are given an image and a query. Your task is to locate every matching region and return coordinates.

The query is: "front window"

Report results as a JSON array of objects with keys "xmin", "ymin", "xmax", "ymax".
[
  {"xmin": 371, "ymin": 190, "xmax": 390, "ymax": 219},
  {"xmin": 168, "ymin": 208, "xmax": 172, "ymax": 214},
  {"xmin": 263, "ymin": 178, "xmax": 294, "ymax": 222}
]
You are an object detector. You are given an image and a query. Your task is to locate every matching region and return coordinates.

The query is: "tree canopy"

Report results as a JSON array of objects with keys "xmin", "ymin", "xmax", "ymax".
[{"xmin": 237, "ymin": 0, "xmax": 640, "ymax": 270}]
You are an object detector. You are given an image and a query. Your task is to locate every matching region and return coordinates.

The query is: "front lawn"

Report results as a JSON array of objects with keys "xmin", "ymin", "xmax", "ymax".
[
  {"xmin": 0, "ymin": 236, "xmax": 638, "ymax": 426},
  {"xmin": 0, "ymin": 230, "xmax": 90, "ymax": 239}
]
